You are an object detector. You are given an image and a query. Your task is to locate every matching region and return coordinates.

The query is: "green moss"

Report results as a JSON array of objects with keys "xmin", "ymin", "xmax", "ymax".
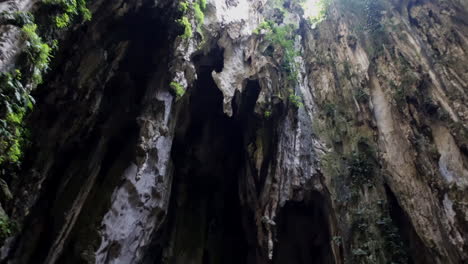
[
  {"xmin": 199, "ymin": 0, "xmax": 207, "ymax": 10},
  {"xmin": 176, "ymin": 0, "xmax": 206, "ymax": 38},
  {"xmin": 177, "ymin": 16, "xmax": 192, "ymax": 39},
  {"xmin": 193, "ymin": 3, "xmax": 204, "ymax": 30},
  {"xmin": 194, "ymin": 0, "xmax": 207, "ymax": 32},
  {"xmin": 264, "ymin": 110, "xmax": 272, "ymax": 119},
  {"xmin": 170, "ymin": 82, "xmax": 185, "ymax": 100},
  {"xmin": 179, "ymin": 1, "xmax": 189, "ymax": 13}
]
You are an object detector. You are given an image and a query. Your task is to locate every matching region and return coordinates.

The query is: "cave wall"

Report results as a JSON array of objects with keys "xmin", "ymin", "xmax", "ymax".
[{"xmin": 0, "ymin": 0, "xmax": 467, "ymax": 263}]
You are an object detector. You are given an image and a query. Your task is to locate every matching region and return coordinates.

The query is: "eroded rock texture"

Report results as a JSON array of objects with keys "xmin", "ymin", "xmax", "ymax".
[{"xmin": 0, "ymin": 0, "xmax": 467, "ymax": 263}]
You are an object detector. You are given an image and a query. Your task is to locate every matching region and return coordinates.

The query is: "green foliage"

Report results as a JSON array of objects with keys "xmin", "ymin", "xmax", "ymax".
[
  {"xmin": 391, "ymin": 58, "xmax": 420, "ymax": 110},
  {"xmin": 348, "ymin": 151, "xmax": 374, "ymax": 186},
  {"xmin": 263, "ymin": 22, "xmax": 300, "ymax": 83},
  {"xmin": 177, "ymin": 16, "xmax": 192, "ymax": 39},
  {"xmin": 0, "ymin": 71, "xmax": 32, "ymax": 167},
  {"xmin": 199, "ymin": 0, "xmax": 207, "ymax": 10},
  {"xmin": 179, "ymin": 1, "xmax": 189, "ymax": 13},
  {"xmin": 0, "ymin": 110, "xmax": 27, "ymax": 165},
  {"xmin": 348, "ymin": 137, "xmax": 376, "ymax": 187},
  {"xmin": 264, "ymin": 110, "xmax": 272, "ymax": 119},
  {"xmin": 54, "ymin": 13, "xmax": 70, "ymax": 28},
  {"xmin": 288, "ymin": 89, "xmax": 303, "ymax": 108},
  {"xmin": 21, "ymin": 23, "xmax": 53, "ymax": 84},
  {"xmin": 0, "ymin": 214, "xmax": 12, "ymax": 242},
  {"xmin": 194, "ymin": 0, "xmax": 207, "ymax": 32},
  {"xmin": 323, "ymin": 103, "xmax": 336, "ymax": 117},
  {"xmin": 253, "ymin": 21, "xmax": 272, "ymax": 35},
  {"xmin": 346, "ymin": 200, "xmax": 409, "ymax": 264},
  {"xmin": 43, "ymin": 0, "xmax": 92, "ymax": 28},
  {"xmin": 170, "ymin": 82, "xmax": 185, "ymax": 100},
  {"xmin": 193, "ymin": 2, "xmax": 204, "ymax": 30},
  {"xmin": 343, "ymin": 60, "xmax": 352, "ymax": 78},
  {"xmin": 376, "ymin": 206, "xmax": 408, "ymax": 263},
  {"xmin": 392, "ymin": 83, "xmax": 406, "ymax": 107},
  {"xmin": 77, "ymin": 0, "xmax": 92, "ymax": 21},
  {"xmin": 176, "ymin": 0, "xmax": 206, "ymax": 38}
]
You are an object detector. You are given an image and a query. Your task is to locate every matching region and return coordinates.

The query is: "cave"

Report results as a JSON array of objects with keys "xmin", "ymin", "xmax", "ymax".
[
  {"xmin": 1, "ymin": 0, "xmax": 467, "ymax": 263},
  {"xmin": 384, "ymin": 185, "xmax": 433, "ymax": 264},
  {"xmin": 164, "ymin": 50, "xmax": 252, "ymax": 264},
  {"xmin": 273, "ymin": 193, "xmax": 335, "ymax": 264},
  {"xmin": 162, "ymin": 46, "xmax": 338, "ymax": 264}
]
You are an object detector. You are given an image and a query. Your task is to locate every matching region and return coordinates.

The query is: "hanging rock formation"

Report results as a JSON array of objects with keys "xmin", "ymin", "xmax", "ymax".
[{"xmin": 0, "ymin": 0, "xmax": 467, "ymax": 263}]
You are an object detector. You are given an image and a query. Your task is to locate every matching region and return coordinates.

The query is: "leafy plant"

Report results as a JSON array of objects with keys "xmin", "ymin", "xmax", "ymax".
[
  {"xmin": 170, "ymin": 82, "xmax": 185, "ymax": 100},
  {"xmin": 176, "ymin": 0, "xmax": 206, "ymax": 38},
  {"xmin": 176, "ymin": 16, "xmax": 192, "ymax": 39},
  {"xmin": 253, "ymin": 21, "xmax": 272, "ymax": 35},
  {"xmin": 262, "ymin": 22, "xmax": 300, "ymax": 83},
  {"xmin": 193, "ymin": 0, "xmax": 207, "ymax": 32},
  {"xmin": 376, "ymin": 209, "xmax": 408, "ymax": 263},
  {"xmin": 21, "ymin": 23, "xmax": 53, "ymax": 84},
  {"xmin": 198, "ymin": 0, "xmax": 207, "ymax": 10},
  {"xmin": 43, "ymin": 0, "xmax": 92, "ymax": 28},
  {"xmin": 347, "ymin": 137, "xmax": 377, "ymax": 188},
  {"xmin": 288, "ymin": 89, "xmax": 303, "ymax": 108},
  {"xmin": 54, "ymin": 13, "xmax": 70, "ymax": 28},
  {"xmin": 0, "ymin": 71, "xmax": 32, "ymax": 167},
  {"xmin": 193, "ymin": 2, "xmax": 204, "ymax": 31},
  {"xmin": 0, "ymin": 214, "xmax": 12, "ymax": 242},
  {"xmin": 178, "ymin": 1, "xmax": 189, "ymax": 13}
]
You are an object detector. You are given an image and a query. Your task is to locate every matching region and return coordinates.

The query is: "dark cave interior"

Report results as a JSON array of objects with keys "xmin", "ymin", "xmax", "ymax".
[
  {"xmin": 273, "ymin": 194, "xmax": 334, "ymax": 264},
  {"xmin": 167, "ymin": 49, "xmax": 251, "ymax": 264}
]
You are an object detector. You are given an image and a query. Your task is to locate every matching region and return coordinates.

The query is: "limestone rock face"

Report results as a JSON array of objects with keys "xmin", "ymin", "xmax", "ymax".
[{"xmin": 0, "ymin": 0, "xmax": 466, "ymax": 263}]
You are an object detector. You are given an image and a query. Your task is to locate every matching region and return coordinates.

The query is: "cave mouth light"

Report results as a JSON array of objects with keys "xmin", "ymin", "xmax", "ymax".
[{"xmin": 302, "ymin": 0, "xmax": 330, "ymax": 26}]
